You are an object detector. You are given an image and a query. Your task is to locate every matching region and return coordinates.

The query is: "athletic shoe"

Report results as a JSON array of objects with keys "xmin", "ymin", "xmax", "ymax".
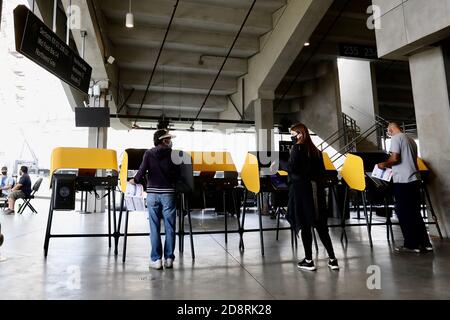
[
  {"xmin": 164, "ymin": 258, "xmax": 174, "ymax": 269},
  {"xmin": 395, "ymin": 246, "xmax": 420, "ymax": 253},
  {"xmin": 149, "ymin": 259, "xmax": 163, "ymax": 270},
  {"xmin": 420, "ymin": 245, "xmax": 433, "ymax": 253},
  {"xmin": 328, "ymin": 258, "xmax": 339, "ymax": 270},
  {"xmin": 297, "ymin": 258, "xmax": 317, "ymax": 271}
]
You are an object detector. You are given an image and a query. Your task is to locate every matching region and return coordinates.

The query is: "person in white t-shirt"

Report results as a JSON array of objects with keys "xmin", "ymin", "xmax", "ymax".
[{"xmin": 378, "ymin": 122, "xmax": 432, "ymax": 253}]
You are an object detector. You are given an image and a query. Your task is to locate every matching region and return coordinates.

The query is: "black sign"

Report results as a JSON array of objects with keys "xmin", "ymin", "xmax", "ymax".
[
  {"xmin": 339, "ymin": 44, "xmax": 378, "ymax": 60},
  {"xmin": 75, "ymin": 107, "xmax": 110, "ymax": 127},
  {"xmin": 14, "ymin": 5, "xmax": 92, "ymax": 94},
  {"xmin": 279, "ymin": 141, "xmax": 293, "ymax": 153}
]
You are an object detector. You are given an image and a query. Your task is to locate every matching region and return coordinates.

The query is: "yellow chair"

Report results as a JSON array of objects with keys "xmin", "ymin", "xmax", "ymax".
[{"xmin": 340, "ymin": 154, "xmax": 373, "ymax": 247}]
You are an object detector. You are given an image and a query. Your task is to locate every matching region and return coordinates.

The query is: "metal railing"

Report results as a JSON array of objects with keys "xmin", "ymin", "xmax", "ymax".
[{"xmin": 318, "ymin": 113, "xmax": 360, "ymax": 152}]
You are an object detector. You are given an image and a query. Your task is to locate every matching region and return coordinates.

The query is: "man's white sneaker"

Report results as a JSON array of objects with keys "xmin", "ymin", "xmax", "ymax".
[
  {"xmin": 164, "ymin": 258, "xmax": 174, "ymax": 269},
  {"xmin": 149, "ymin": 259, "xmax": 163, "ymax": 270}
]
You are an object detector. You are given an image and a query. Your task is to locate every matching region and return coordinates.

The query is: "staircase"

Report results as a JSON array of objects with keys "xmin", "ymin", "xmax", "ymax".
[{"xmin": 317, "ymin": 113, "xmax": 389, "ymax": 169}]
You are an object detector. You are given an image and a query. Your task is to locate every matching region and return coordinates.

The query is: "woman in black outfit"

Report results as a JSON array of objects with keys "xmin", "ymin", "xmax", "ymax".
[{"xmin": 287, "ymin": 123, "xmax": 339, "ymax": 271}]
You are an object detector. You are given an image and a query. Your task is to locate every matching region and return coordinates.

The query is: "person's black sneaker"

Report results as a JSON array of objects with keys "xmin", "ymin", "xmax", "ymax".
[
  {"xmin": 328, "ymin": 258, "xmax": 339, "ymax": 270},
  {"xmin": 395, "ymin": 246, "xmax": 420, "ymax": 253},
  {"xmin": 420, "ymin": 245, "xmax": 433, "ymax": 253},
  {"xmin": 297, "ymin": 259, "xmax": 316, "ymax": 271}
]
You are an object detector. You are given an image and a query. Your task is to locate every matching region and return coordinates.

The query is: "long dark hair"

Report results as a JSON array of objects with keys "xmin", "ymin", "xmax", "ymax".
[{"xmin": 290, "ymin": 123, "xmax": 320, "ymax": 158}]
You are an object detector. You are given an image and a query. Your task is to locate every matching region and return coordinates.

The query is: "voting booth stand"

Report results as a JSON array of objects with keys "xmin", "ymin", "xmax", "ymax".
[
  {"xmin": 416, "ymin": 158, "xmax": 443, "ymax": 238},
  {"xmin": 186, "ymin": 152, "xmax": 243, "ymax": 246},
  {"xmin": 118, "ymin": 149, "xmax": 196, "ymax": 262},
  {"xmin": 337, "ymin": 155, "xmax": 443, "ymax": 248},
  {"xmin": 240, "ymin": 152, "xmax": 296, "ymax": 256},
  {"xmin": 44, "ymin": 148, "xmax": 119, "ymax": 257},
  {"xmin": 338, "ymin": 154, "xmax": 374, "ymax": 247}
]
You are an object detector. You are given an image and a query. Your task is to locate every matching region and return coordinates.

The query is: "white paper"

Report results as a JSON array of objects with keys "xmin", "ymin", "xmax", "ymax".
[
  {"xmin": 371, "ymin": 164, "xmax": 393, "ymax": 182},
  {"xmin": 124, "ymin": 182, "xmax": 146, "ymax": 211}
]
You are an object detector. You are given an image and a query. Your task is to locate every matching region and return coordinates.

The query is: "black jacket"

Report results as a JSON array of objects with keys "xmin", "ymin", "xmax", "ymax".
[
  {"xmin": 134, "ymin": 146, "xmax": 180, "ymax": 193},
  {"xmin": 286, "ymin": 144, "xmax": 326, "ymax": 234}
]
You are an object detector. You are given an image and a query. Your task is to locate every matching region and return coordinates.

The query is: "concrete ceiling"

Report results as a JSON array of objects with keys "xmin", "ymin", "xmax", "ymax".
[{"xmin": 92, "ymin": 0, "xmax": 287, "ymax": 122}]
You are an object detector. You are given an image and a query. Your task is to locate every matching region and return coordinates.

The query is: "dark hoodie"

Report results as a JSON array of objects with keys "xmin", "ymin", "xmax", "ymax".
[{"xmin": 134, "ymin": 146, "xmax": 180, "ymax": 193}]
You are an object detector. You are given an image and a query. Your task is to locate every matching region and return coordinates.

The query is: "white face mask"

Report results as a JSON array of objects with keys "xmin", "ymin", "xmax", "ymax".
[{"xmin": 166, "ymin": 141, "xmax": 173, "ymax": 148}]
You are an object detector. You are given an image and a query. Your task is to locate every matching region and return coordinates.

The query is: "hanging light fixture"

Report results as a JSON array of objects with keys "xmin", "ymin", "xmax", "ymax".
[{"xmin": 126, "ymin": 0, "xmax": 134, "ymax": 28}]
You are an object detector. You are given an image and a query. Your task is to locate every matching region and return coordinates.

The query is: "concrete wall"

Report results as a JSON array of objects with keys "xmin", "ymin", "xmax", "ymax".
[
  {"xmin": 337, "ymin": 58, "xmax": 379, "ymax": 147},
  {"xmin": 409, "ymin": 46, "xmax": 450, "ymax": 237},
  {"xmin": 373, "ymin": 0, "xmax": 450, "ymax": 58},
  {"xmin": 296, "ymin": 60, "xmax": 342, "ymax": 150}
]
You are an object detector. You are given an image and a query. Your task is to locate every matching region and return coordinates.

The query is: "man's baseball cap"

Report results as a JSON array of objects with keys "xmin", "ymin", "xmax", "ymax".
[{"xmin": 154, "ymin": 129, "xmax": 175, "ymax": 145}]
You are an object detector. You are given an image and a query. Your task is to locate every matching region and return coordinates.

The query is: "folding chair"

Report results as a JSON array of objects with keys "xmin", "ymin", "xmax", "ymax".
[{"xmin": 18, "ymin": 178, "xmax": 43, "ymax": 214}]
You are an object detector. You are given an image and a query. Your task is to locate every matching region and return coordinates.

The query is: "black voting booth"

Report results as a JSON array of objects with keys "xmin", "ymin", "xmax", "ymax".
[
  {"xmin": 184, "ymin": 152, "xmax": 243, "ymax": 247},
  {"xmin": 118, "ymin": 149, "xmax": 196, "ymax": 262}
]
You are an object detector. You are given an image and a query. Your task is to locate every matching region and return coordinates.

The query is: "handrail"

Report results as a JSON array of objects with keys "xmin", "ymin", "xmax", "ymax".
[
  {"xmin": 330, "ymin": 120, "xmax": 384, "ymax": 163},
  {"xmin": 333, "ymin": 125, "xmax": 380, "ymax": 168},
  {"xmin": 318, "ymin": 113, "xmax": 360, "ymax": 151}
]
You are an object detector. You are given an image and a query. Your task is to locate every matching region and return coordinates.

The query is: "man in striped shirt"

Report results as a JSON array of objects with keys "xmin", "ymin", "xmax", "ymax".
[{"xmin": 130, "ymin": 129, "xmax": 180, "ymax": 270}]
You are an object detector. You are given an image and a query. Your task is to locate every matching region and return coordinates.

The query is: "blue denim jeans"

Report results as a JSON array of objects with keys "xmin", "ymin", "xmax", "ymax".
[{"xmin": 147, "ymin": 193, "xmax": 177, "ymax": 262}]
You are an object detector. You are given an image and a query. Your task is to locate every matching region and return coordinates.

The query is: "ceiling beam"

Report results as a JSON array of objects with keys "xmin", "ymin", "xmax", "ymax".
[
  {"xmin": 126, "ymin": 90, "xmax": 227, "ymax": 112},
  {"xmin": 107, "ymin": 23, "xmax": 259, "ymax": 58},
  {"xmin": 115, "ymin": 46, "xmax": 248, "ymax": 77},
  {"xmin": 120, "ymin": 69, "xmax": 237, "ymax": 95},
  {"xmin": 99, "ymin": 0, "xmax": 273, "ymax": 36}
]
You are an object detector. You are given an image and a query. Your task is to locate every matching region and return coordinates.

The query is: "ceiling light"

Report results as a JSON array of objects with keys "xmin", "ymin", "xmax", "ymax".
[
  {"xmin": 126, "ymin": 0, "xmax": 134, "ymax": 28},
  {"xmin": 106, "ymin": 56, "xmax": 115, "ymax": 64}
]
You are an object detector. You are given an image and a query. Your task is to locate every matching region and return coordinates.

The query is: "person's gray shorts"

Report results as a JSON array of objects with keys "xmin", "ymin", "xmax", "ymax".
[{"xmin": 9, "ymin": 190, "xmax": 26, "ymax": 201}]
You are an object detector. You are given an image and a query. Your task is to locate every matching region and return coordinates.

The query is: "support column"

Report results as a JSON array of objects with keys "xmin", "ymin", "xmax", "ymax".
[
  {"xmin": 86, "ymin": 90, "xmax": 109, "ymax": 213},
  {"xmin": 0, "ymin": 1, "xmax": 3, "ymax": 30},
  {"xmin": 409, "ymin": 45, "xmax": 450, "ymax": 237},
  {"xmin": 254, "ymin": 98, "xmax": 274, "ymax": 153},
  {"xmin": 254, "ymin": 98, "xmax": 274, "ymax": 215}
]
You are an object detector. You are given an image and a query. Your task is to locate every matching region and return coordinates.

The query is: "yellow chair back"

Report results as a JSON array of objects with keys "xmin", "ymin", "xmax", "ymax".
[
  {"xmin": 240, "ymin": 153, "xmax": 260, "ymax": 193},
  {"xmin": 323, "ymin": 152, "xmax": 337, "ymax": 171},
  {"xmin": 340, "ymin": 154, "xmax": 366, "ymax": 191},
  {"xmin": 417, "ymin": 157, "xmax": 429, "ymax": 172},
  {"xmin": 119, "ymin": 151, "xmax": 129, "ymax": 193}
]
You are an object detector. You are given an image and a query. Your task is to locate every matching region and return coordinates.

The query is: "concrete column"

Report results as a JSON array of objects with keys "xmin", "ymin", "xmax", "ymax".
[
  {"xmin": 409, "ymin": 45, "xmax": 450, "ymax": 237},
  {"xmin": 254, "ymin": 98, "xmax": 274, "ymax": 152},
  {"xmin": 337, "ymin": 58, "xmax": 379, "ymax": 150},
  {"xmin": 86, "ymin": 91, "xmax": 109, "ymax": 213},
  {"xmin": 297, "ymin": 60, "xmax": 343, "ymax": 151},
  {"xmin": 0, "ymin": 1, "xmax": 3, "ymax": 30},
  {"xmin": 254, "ymin": 98, "xmax": 274, "ymax": 215}
]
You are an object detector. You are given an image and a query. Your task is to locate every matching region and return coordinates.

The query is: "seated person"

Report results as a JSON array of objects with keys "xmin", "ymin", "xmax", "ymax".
[
  {"xmin": 3, "ymin": 166, "xmax": 32, "ymax": 215},
  {"xmin": 0, "ymin": 166, "xmax": 15, "ymax": 199}
]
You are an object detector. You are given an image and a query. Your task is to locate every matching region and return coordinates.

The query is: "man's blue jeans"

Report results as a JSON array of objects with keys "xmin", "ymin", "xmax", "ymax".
[{"xmin": 147, "ymin": 193, "xmax": 177, "ymax": 262}]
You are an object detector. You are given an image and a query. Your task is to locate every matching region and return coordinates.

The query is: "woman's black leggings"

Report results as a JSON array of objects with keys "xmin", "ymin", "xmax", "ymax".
[{"xmin": 301, "ymin": 225, "xmax": 335, "ymax": 260}]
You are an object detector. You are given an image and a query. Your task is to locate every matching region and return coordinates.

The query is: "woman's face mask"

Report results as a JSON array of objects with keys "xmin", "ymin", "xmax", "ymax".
[{"xmin": 291, "ymin": 132, "xmax": 302, "ymax": 144}]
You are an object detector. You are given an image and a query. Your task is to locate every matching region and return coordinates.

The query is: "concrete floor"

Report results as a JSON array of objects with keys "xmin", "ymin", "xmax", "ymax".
[{"xmin": 0, "ymin": 197, "xmax": 449, "ymax": 300}]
